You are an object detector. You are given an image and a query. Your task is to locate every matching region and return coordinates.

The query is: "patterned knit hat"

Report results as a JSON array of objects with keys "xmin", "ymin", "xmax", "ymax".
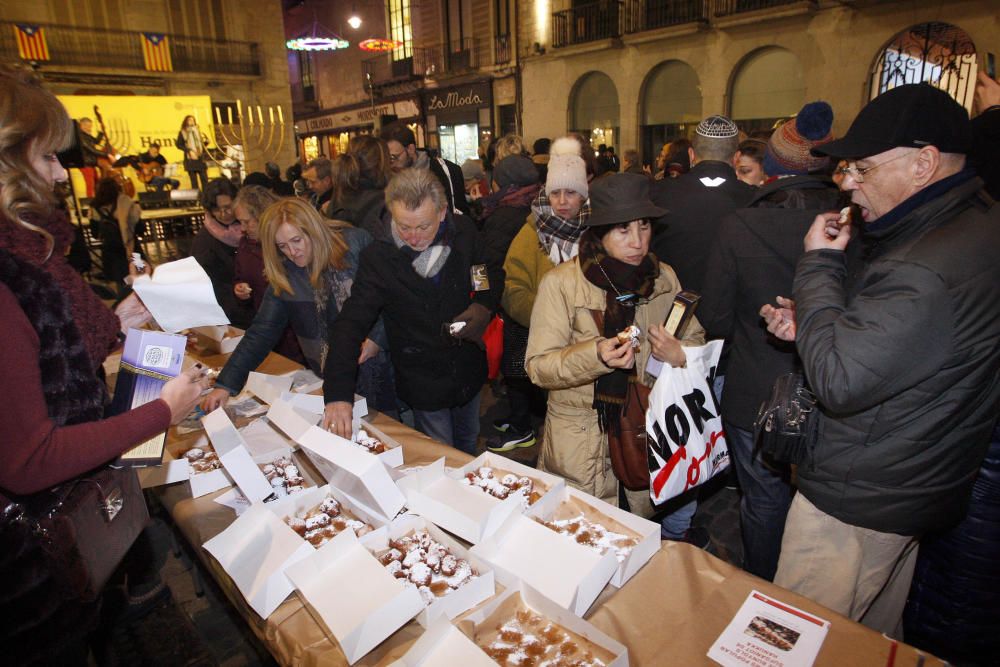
[{"xmin": 763, "ymin": 101, "xmax": 835, "ymax": 176}]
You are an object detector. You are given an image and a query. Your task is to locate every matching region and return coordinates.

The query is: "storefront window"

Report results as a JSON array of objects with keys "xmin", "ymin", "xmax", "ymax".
[
  {"xmin": 303, "ymin": 136, "xmax": 321, "ymax": 162},
  {"xmin": 729, "ymin": 47, "xmax": 804, "ymax": 136},
  {"xmin": 570, "ymin": 71, "xmax": 620, "ymax": 154},
  {"xmin": 438, "ymin": 123, "xmax": 480, "ymax": 164},
  {"xmin": 641, "ymin": 60, "xmax": 701, "ymax": 167}
]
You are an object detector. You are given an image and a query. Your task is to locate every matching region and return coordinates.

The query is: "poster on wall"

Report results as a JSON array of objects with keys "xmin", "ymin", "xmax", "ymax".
[{"xmin": 57, "ymin": 95, "xmax": 217, "ymax": 196}]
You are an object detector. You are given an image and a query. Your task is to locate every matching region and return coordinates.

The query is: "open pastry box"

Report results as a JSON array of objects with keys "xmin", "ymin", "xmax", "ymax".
[
  {"xmin": 470, "ymin": 512, "xmax": 618, "ymax": 617},
  {"xmin": 527, "ymin": 485, "xmax": 659, "ymax": 588},
  {"xmin": 448, "ymin": 451, "xmax": 565, "ymax": 511},
  {"xmin": 389, "ymin": 617, "xmax": 496, "ymax": 667},
  {"xmin": 191, "ymin": 324, "xmax": 245, "ymax": 354},
  {"xmin": 264, "ymin": 483, "xmax": 388, "ymax": 550},
  {"xmin": 284, "ymin": 530, "xmax": 424, "ymax": 665},
  {"xmin": 202, "ymin": 503, "xmax": 316, "ymax": 620},
  {"xmin": 456, "ymin": 582, "xmax": 629, "ymax": 666},
  {"xmin": 395, "ymin": 458, "xmax": 524, "ymax": 545},
  {"xmin": 368, "ymin": 514, "xmax": 496, "ymax": 628},
  {"xmin": 296, "ymin": 424, "xmax": 406, "ymax": 523}
]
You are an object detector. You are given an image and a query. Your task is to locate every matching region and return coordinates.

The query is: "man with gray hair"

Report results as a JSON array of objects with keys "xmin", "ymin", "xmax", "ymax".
[{"xmin": 322, "ymin": 168, "xmax": 501, "ymax": 453}]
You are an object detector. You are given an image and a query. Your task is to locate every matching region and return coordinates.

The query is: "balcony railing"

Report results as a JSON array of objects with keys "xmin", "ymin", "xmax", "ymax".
[
  {"xmin": 710, "ymin": 0, "xmax": 812, "ymax": 16},
  {"xmin": 362, "ymin": 47, "xmax": 436, "ymax": 87},
  {"xmin": 0, "ymin": 21, "xmax": 260, "ymax": 76},
  {"xmin": 552, "ymin": 1, "xmax": 625, "ymax": 48},
  {"xmin": 625, "ymin": 0, "xmax": 707, "ymax": 32},
  {"xmin": 494, "ymin": 34, "xmax": 512, "ymax": 65}
]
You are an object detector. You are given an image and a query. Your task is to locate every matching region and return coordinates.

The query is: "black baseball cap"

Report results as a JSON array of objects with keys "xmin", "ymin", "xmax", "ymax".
[{"xmin": 811, "ymin": 83, "xmax": 971, "ymax": 159}]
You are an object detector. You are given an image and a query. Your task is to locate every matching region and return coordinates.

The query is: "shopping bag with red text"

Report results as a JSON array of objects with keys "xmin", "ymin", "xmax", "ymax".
[{"xmin": 646, "ymin": 340, "xmax": 729, "ymax": 504}]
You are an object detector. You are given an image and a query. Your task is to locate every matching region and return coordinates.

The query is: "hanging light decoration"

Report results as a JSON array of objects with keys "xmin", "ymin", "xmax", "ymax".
[
  {"xmin": 359, "ymin": 38, "xmax": 402, "ymax": 52},
  {"xmin": 286, "ymin": 12, "xmax": 349, "ymax": 51}
]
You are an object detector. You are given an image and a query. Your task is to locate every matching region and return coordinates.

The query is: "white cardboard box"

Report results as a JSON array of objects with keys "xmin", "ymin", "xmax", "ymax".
[
  {"xmin": 449, "ymin": 451, "xmax": 566, "ymax": 511},
  {"xmin": 470, "ymin": 512, "xmax": 618, "ymax": 617},
  {"xmin": 266, "ymin": 398, "xmax": 319, "ymax": 443},
  {"xmin": 458, "ymin": 582, "xmax": 629, "ymax": 666},
  {"xmin": 135, "ymin": 432, "xmax": 233, "ymax": 498},
  {"xmin": 527, "ymin": 485, "xmax": 659, "ymax": 588},
  {"xmin": 203, "ymin": 408, "xmax": 278, "ymax": 503},
  {"xmin": 297, "ymin": 425, "xmax": 406, "ymax": 522},
  {"xmin": 369, "ymin": 514, "xmax": 496, "ymax": 628},
  {"xmin": 389, "ymin": 617, "xmax": 496, "ymax": 667},
  {"xmin": 284, "ymin": 530, "xmax": 425, "ymax": 665},
  {"xmin": 246, "ymin": 371, "xmax": 294, "ymax": 406},
  {"xmin": 192, "ymin": 324, "xmax": 245, "ymax": 354},
  {"xmin": 202, "ymin": 503, "xmax": 316, "ymax": 619},
  {"xmin": 396, "ymin": 458, "xmax": 524, "ymax": 544},
  {"xmin": 264, "ymin": 484, "xmax": 388, "ymax": 549},
  {"xmin": 356, "ymin": 419, "xmax": 405, "ymax": 469}
]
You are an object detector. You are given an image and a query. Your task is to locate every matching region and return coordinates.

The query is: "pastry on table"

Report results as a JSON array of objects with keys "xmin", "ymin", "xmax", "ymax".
[
  {"xmin": 536, "ymin": 497, "xmax": 641, "ymax": 562},
  {"xmin": 352, "ymin": 427, "xmax": 387, "ymax": 454},
  {"xmin": 461, "ymin": 466, "xmax": 545, "ymax": 506},
  {"xmin": 182, "ymin": 442, "xmax": 221, "ymax": 474},
  {"xmin": 258, "ymin": 455, "xmax": 307, "ymax": 498},
  {"xmin": 477, "ymin": 605, "xmax": 613, "ymax": 667},
  {"xmin": 284, "ymin": 494, "xmax": 374, "ymax": 548},
  {"xmin": 374, "ymin": 530, "xmax": 478, "ymax": 605}
]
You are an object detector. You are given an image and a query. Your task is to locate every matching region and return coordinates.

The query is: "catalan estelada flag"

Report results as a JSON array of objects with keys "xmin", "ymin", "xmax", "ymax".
[
  {"xmin": 141, "ymin": 32, "xmax": 173, "ymax": 72},
  {"xmin": 14, "ymin": 24, "xmax": 50, "ymax": 61}
]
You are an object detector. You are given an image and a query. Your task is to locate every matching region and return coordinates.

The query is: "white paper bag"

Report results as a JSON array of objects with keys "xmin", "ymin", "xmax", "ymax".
[{"xmin": 646, "ymin": 340, "xmax": 729, "ymax": 504}]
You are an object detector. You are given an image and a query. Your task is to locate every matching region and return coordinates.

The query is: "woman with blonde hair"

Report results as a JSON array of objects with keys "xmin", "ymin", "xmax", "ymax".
[
  {"xmin": 0, "ymin": 64, "xmax": 207, "ymax": 665},
  {"xmin": 202, "ymin": 197, "xmax": 394, "ymax": 413}
]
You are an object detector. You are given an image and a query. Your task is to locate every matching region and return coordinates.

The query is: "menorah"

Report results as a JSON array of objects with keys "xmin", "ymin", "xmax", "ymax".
[
  {"xmin": 102, "ymin": 116, "xmax": 133, "ymax": 155},
  {"xmin": 211, "ymin": 100, "xmax": 287, "ymax": 173}
]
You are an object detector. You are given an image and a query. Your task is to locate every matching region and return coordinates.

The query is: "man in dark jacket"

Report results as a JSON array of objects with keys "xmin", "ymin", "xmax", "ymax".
[
  {"xmin": 700, "ymin": 101, "xmax": 838, "ymax": 581},
  {"xmin": 761, "ymin": 84, "xmax": 1000, "ymax": 636},
  {"xmin": 322, "ymin": 168, "xmax": 500, "ymax": 453},
  {"xmin": 381, "ymin": 123, "xmax": 471, "ymax": 216},
  {"xmin": 650, "ymin": 115, "xmax": 753, "ymax": 295},
  {"xmin": 190, "ymin": 178, "xmax": 253, "ymax": 328}
]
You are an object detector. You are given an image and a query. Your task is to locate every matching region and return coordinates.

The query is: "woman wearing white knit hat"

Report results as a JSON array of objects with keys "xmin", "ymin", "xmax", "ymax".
[{"xmin": 492, "ymin": 136, "xmax": 591, "ymax": 452}]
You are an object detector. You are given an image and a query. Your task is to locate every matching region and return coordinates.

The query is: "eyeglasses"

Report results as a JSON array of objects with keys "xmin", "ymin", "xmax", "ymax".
[
  {"xmin": 388, "ymin": 151, "xmax": 405, "ymax": 163},
  {"xmin": 836, "ymin": 153, "xmax": 909, "ymax": 183},
  {"xmin": 217, "ymin": 219, "xmax": 242, "ymax": 229}
]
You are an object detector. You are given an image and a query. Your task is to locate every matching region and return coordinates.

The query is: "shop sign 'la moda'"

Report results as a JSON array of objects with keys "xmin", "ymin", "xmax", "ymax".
[{"xmin": 427, "ymin": 88, "xmax": 483, "ymax": 111}]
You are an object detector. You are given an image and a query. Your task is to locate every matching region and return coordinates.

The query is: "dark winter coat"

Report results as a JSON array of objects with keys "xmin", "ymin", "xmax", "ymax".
[
  {"xmin": 700, "ymin": 176, "xmax": 842, "ymax": 430},
  {"xmin": 795, "ymin": 175, "xmax": 1000, "ymax": 535},
  {"xmin": 649, "ymin": 160, "xmax": 754, "ymax": 294},
  {"xmin": 324, "ymin": 213, "xmax": 500, "ymax": 410}
]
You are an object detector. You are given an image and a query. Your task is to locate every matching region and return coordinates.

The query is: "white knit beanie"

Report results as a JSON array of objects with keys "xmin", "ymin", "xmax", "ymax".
[{"xmin": 545, "ymin": 153, "xmax": 588, "ymax": 198}]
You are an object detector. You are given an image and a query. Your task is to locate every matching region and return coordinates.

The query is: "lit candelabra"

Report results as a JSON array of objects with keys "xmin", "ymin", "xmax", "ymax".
[{"xmin": 211, "ymin": 101, "xmax": 286, "ymax": 172}]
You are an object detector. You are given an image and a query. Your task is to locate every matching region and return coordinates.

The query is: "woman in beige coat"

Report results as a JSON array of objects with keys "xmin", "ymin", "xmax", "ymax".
[{"xmin": 526, "ymin": 173, "xmax": 705, "ymax": 517}]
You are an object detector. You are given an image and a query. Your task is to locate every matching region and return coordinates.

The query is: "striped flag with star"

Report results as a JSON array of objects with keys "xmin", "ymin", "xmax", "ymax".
[
  {"xmin": 141, "ymin": 32, "xmax": 173, "ymax": 72},
  {"xmin": 14, "ymin": 24, "xmax": 50, "ymax": 61}
]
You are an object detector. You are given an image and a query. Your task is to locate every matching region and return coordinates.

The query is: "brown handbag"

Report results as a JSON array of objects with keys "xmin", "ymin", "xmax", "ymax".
[
  {"xmin": 3, "ymin": 465, "xmax": 148, "ymax": 601},
  {"xmin": 591, "ymin": 309, "xmax": 651, "ymax": 490}
]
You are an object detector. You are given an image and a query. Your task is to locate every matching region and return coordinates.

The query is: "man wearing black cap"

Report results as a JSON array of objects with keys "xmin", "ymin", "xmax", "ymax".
[{"xmin": 761, "ymin": 84, "xmax": 1000, "ymax": 635}]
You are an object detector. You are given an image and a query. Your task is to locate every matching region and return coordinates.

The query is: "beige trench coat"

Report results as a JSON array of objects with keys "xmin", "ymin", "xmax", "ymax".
[{"xmin": 525, "ymin": 257, "xmax": 706, "ymax": 515}]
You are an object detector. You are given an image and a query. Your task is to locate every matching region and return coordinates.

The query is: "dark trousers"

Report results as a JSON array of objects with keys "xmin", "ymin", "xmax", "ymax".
[
  {"xmin": 726, "ymin": 421, "xmax": 794, "ymax": 580},
  {"xmin": 187, "ymin": 167, "xmax": 208, "ymax": 191},
  {"xmin": 505, "ymin": 376, "xmax": 545, "ymax": 433}
]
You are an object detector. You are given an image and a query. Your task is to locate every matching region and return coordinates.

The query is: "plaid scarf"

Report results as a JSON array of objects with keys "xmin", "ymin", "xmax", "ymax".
[
  {"xmin": 578, "ymin": 230, "xmax": 658, "ymax": 434},
  {"xmin": 532, "ymin": 190, "xmax": 590, "ymax": 264},
  {"xmin": 392, "ymin": 217, "xmax": 453, "ymax": 282}
]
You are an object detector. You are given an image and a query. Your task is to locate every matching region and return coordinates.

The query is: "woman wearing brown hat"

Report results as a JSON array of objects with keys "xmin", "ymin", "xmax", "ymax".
[{"xmin": 525, "ymin": 172, "xmax": 705, "ymax": 516}]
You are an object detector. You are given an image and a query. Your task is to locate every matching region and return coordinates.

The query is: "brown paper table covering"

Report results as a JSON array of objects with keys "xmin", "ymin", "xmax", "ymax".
[{"xmin": 150, "ymin": 351, "xmax": 941, "ymax": 666}]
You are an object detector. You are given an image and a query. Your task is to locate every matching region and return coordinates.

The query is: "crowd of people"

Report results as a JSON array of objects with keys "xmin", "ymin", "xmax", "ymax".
[{"xmin": 3, "ymin": 56, "xmax": 1000, "ymax": 664}]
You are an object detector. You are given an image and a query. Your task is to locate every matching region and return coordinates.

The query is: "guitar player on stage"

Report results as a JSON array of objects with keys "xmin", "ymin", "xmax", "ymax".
[{"xmin": 137, "ymin": 142, "xmax": 180, "ymax": 192}]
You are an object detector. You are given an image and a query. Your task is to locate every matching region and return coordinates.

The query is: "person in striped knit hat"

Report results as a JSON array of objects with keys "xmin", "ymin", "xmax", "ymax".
[{"xmin": 762, "ymin": 101, "xmax": 836, "ymax": 178}]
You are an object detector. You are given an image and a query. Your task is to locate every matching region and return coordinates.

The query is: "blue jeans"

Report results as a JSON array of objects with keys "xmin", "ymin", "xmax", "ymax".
[
  {"xmin": 412, "ymin": 393, "xmax": 481, "ymax": 455},
  {"xmin": 660, "ymin": 492, "xmax": 698, "ymax": 539},
  {"xmin": 726, "ymin": 422, "xmax": 793, "ymax": 581}
]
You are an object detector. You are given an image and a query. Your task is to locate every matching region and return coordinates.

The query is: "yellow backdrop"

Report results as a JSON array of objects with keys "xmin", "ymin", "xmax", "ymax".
[{"xmin": 57, "ymin": 94, "xmax": 219, "ymax": 196}]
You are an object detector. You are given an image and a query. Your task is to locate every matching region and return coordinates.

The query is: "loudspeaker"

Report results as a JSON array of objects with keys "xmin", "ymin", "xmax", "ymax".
[{"xmin": 138, "ymin": 190, "xmax": 170, "ymax": 209}]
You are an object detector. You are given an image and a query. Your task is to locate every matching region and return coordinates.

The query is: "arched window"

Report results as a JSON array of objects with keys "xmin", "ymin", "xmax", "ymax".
[
  {"xmin": 729, "ymin": 47, "xmax": 804, "ymax": 135},
  {"xmin": 869, "ymin": 22, "xmax": 977, "ymax": 111},
  {"xmin": 569, "ymin": 71, "xmax": 620, "ymax": 155},
  {"xmin": 640, "ymin": 60, "xmax": 702, "ymax": 166}
]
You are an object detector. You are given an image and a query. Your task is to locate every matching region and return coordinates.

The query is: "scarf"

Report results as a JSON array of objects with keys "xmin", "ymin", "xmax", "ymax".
[
  {"xmin": 0, "ymin": 247, "xmax": 106, "ymax": 427},
  {"xmin": 480, "ymin": 183, "xmax": 541, "ymax": 221},
  {"xmin": 182, "ymin": 125, "xmax": 204, "ymax": 157},
  {"xmin": 312, "ymin": 262, "xmax": 356, "ymax": 373},
  {"xmin": 578, "ymin": 230, "xmax": 658, "ymax": 434},
  {"xmin": 532, "ymin": 189, "xmax": 590, "ymax": 264},
  {"xmin": 392, "ymin": 217, "xmax": 453, "ymax": 281}
]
